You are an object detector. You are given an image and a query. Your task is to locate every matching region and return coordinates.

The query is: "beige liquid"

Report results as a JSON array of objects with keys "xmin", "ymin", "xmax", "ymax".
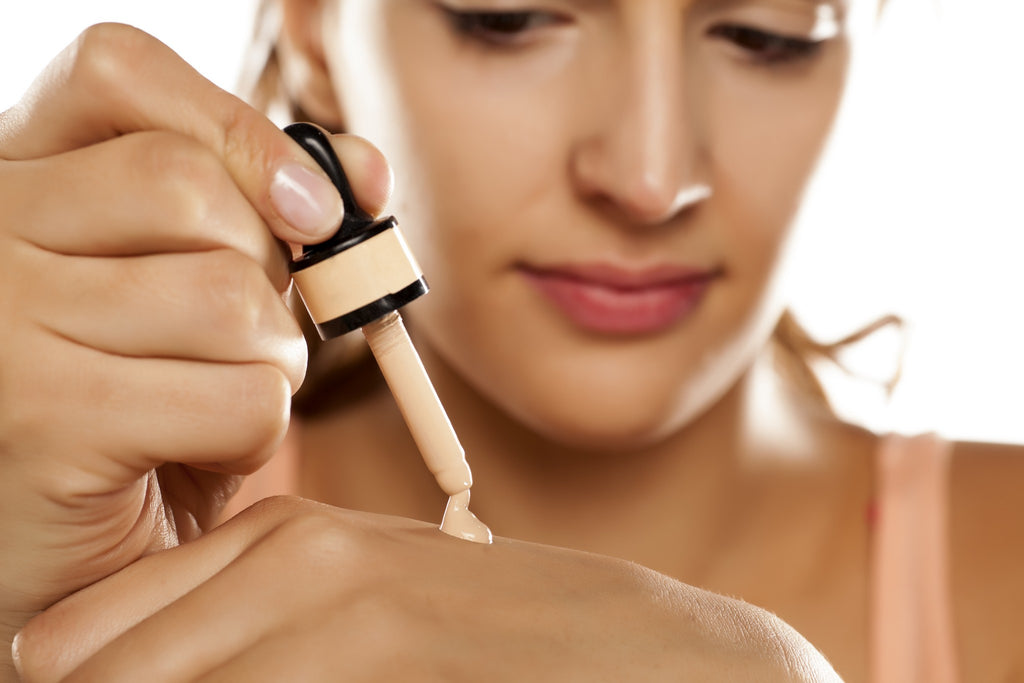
[
  {"xmin": 362, "ymin": 312, "xmax": 492, "ymax": 545},
  {"xmin": 439, "ymin": 489, "xmax": 492, "ymax": 543}
]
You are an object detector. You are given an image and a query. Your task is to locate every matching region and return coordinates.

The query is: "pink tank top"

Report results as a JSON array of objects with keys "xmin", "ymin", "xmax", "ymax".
[
  {"xmin": 869, "ymin": 433, "xmax": 959, "ymax": 682},
  {"xmin": 226, "ymin": 426, "xmax": 961, "ymax": 681}
]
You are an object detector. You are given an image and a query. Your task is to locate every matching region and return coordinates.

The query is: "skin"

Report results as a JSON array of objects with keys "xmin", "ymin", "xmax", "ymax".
[
  {"xmin": 3, "ymin": 0, "xmax": 1023, "ymax": 681},
  {"xmin": 0, "ymin": 15, "xmax": 839, "ymax": 683}
]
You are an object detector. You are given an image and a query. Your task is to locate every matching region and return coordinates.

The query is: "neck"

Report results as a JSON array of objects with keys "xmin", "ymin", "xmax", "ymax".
[
  {"xmin": 300, "ymin": 337, "xmax": 872, "ymax": 591},
  {"xmin": 419, "ymin": 341, "xmax": 830, "ymax": 579}
]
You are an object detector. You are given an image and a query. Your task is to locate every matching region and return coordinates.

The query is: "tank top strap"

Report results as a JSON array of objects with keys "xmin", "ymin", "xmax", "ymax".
[{"xmin": 869, "ymin": 432, "xmax": 959, "ymax": 682}]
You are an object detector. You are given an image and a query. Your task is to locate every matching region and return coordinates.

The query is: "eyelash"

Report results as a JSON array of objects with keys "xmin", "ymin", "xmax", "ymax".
[
  {"xmin": 444, "ymin": 9, "xmax": 824, "ymax": 65},
  {"xmin": 444, "ymin": 9, "xmax": 561, "ymax": 47},
  {"xmin": 708, "ymin": 25, "xmax": 823, "ymax": 65}
]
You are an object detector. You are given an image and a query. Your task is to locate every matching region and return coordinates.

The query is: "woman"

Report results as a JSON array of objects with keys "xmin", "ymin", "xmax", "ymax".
[{"xmin": 2, "ymin": 1, "xmax": 1021, "ymax": 681}]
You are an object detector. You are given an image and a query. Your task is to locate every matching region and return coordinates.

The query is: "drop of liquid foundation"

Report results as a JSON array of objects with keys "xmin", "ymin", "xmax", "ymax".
[{"xmin": 440, "ymin": 489, "xmax": 492, "ymax": 544}]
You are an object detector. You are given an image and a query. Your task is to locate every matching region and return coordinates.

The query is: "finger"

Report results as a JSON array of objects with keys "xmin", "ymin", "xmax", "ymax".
[
  {"xmin": 27, "ymin": 248, "xmax": 306, "ymax": 391},
  {"xmin": 16, "ymin": 333, "xmax": 293, "ymax": 482},
  {"xmin": 3, "ymin": 129, "xmax": 393, "ymax": 264},
  {"xmin": 325, "ymin": 131, "xmax": 395, "ymax": 220},
  {"xmin": 0, "ymin": 23, "xmax": 345, "ymax": 244},
  {"xmin": 12, "ymin": 499, "xmax": 293, "ymax": 683},
  {"xmin": 40, "ymin": 505, "xmax": 430, "ymax": 682},
  {"xmin": 198, "ymin": 603, "xmax": 434, "ymax": 683},
  {"xmin": 59, "ymin": 503, "xmax": 355, "ymax": 682},
  {"xmin": 2, "ymin": 131, "xmax": 290, "ymax": 288}
]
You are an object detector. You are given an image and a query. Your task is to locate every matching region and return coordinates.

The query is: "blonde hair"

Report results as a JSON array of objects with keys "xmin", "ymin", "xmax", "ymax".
[
  {"xmin": 771, "ymin": 310, "xmax": 904, "ymax": 414},
  {"xmin": 238, "ymin": 0, "xmax": 312, "ymax": 126},
  {"xmin": 241, "ymin": 4, "xmax": 904, "ymax": 418}
]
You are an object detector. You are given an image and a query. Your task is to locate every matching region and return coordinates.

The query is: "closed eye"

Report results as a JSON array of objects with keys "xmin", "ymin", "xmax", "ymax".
[
  {"xmin": 444, "ymin": 8, "xmax": 564, "ymax": 47},
  {"xmin": 708, "ymin": 25, "xmax": 824, "ymax": 64}
]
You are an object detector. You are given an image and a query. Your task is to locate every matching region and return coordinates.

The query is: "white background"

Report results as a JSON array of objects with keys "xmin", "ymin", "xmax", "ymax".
[{"xmin": 2, "ymin": 1, "xmax": 1022, "ymax": 444}]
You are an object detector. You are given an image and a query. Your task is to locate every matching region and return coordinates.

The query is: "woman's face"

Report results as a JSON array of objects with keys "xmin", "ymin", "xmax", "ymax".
[{"xmin": 321, "ymin": 0, "xmax": 873, "ymax": 450}]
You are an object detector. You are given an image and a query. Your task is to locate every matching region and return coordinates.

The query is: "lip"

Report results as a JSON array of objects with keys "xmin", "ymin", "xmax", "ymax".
[{"xmin": 519, "ymin": 262, "xmax": 720, "ymax": 336}]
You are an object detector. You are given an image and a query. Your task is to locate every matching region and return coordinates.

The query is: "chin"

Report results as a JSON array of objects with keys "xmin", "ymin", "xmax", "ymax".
[
  {"xmin": 496, "ymin": 361, "xmax": 730, "ymax": 455},
  {"xmin": 413, "ymin": 280, "xmax": 761, "ymax": 456},
  {"xmin": 525, "ymin": 410, "xmax": 692, "ymax": 454}
]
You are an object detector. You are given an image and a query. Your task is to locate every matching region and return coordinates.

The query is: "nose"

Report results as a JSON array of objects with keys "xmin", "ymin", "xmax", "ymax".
[{"xmin": 569, "ymin": 14, "xmax": 710, "ymax": 227}]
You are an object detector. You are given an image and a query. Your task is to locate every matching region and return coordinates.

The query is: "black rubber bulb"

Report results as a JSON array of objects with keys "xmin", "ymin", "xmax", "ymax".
[
  {"xmin": 284, "ymin": 122, "xmax": 429, "ymax": 338},
  {"xmin": 284, "ymin": 122, "xmax": 375, "ymax": 254}
]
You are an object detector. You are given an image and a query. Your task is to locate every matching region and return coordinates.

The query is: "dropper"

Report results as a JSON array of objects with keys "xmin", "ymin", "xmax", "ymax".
[{"xmin": 284, "ymin": 123, "xmax": 491, "ymax": 544}]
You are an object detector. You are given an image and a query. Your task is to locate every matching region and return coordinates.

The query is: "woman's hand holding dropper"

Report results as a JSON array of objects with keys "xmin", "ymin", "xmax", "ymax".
[{"xmin": 0, "ymin": 23, "xmax": 390, "ymax": 677}]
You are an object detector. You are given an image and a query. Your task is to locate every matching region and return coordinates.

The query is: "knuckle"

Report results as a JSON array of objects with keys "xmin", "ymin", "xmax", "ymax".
[
  {"xmin": 218, "ymin": 104, "xmax": 270, "ymax": 176},
  {"xmin": 136, "ymin": 131, "xmax": 221, "ymax": 187},
  {"xmin": 71, "ymin": 23, "xmax": 152, "ymax": 95},
  {"xmin": 131, "ymin": 132, "xmax": 231, "ymax": 231},
  {"xmin": 247, "ymin": 494, "xmax": 310, "ymax": 520},
  {"xmin": 196, "ymin": 249, "xmax": 272, "ymax": 337},
  {"xmin": 190, "ymin": 359, "xmax": 290, "ymax": 476},
  {"xmin": 231, "ymin": 362, "xmax": 292, "ymax": 460},
  {"xmin": 178, "ymin": 249, "xmax": 305, "ymax": 393},
  {"xmin": 271, "ymin": 510, "xmax": 354, "ymax": 564}
]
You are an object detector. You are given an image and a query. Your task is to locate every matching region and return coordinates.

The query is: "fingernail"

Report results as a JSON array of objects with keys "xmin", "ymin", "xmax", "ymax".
[{"xmin": 270, "ymin": 163, "xmax": 343, "ymax": 237}]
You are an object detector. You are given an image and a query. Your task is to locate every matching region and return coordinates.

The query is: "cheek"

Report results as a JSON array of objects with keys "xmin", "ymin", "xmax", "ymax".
[
  {"xmin": 388, "ymin": 71, "xmax": 570, "ymax": 262},
  {"xmin": 344, "ymin": 60, "xmax": 576, "ymax": 343},
  {"xmin": 705, "ymin": 54, "xmax": 849, "ymax": 268},
  {"xmin": 693, "ymin": 57, "xmax": 849, "ymax": 353}
]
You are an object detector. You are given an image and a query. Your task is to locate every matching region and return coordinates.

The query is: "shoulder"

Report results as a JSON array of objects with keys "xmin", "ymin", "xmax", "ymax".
[
  {"xmin": 948, "ymin": 439, "xmax": 1024, "ymax": 679},
  {"xmin": 949, "ymin": 439, "xmax": 1024, "ymax": 558},
  {"xmin": 950, "ymin": 439, "xmax": 1024, "ymax": 513}
]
